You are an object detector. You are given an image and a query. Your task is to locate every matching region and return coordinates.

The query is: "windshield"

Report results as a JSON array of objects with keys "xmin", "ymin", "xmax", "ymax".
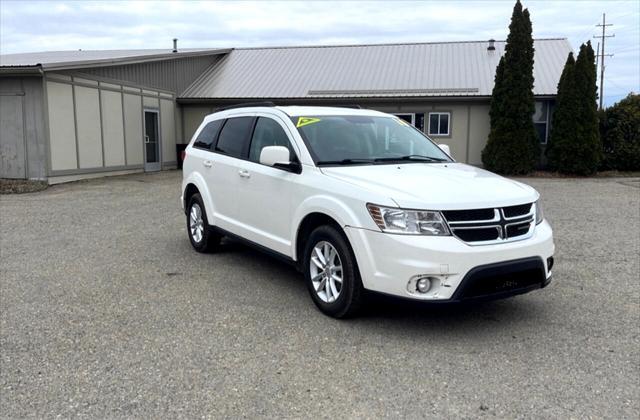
[{"xmin": 291, "ymin": 115, "xmax": 452, "ymax": 165}]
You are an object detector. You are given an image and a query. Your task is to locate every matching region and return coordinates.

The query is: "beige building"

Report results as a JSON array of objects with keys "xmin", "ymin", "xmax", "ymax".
[{"xmin": 0, "ymin": 39, "xmax": 571, "ymax": 183}]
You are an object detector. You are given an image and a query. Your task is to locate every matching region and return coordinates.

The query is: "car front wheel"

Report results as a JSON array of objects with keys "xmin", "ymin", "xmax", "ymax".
[
  {"xmin": 187, "ymin": 193, "xmax": 221, "ymax": 253},
  {"xmin": 303, "ymin": 225, "xmax": 364, "ymax": 318}
]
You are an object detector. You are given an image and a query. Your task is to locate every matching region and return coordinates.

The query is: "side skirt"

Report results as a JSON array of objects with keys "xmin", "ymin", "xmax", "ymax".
[{"xmin": 209, "ymin": 226, "xmax": 299, "ymax": 269}]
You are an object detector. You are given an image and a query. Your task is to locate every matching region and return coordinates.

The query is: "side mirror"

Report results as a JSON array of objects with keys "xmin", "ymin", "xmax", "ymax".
[
  {"xmin": 259, "ymin": 146, "xmax": 301, "ymax": 173},
  {"xmin": 260, "ymin": 145, "xmax": 290, "ymax": 166},
  {"xmin": 438, "ymin": 144, "xmax": 451, "ymax": 157}
]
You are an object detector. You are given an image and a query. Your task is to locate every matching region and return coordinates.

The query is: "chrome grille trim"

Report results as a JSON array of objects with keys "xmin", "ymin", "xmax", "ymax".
[{"xmin": 443, "ymin": 203, "xmax": 536, "ymax": 246}]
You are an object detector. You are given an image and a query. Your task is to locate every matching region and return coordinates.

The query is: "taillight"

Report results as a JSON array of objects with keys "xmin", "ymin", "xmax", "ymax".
[{"xmin": 180, "ymin": 150, "xmax": 186, "ymax": 162}]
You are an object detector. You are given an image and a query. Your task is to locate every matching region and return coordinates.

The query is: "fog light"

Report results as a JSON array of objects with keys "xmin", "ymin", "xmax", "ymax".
[
  {"xmin": 417, "ymin": 277, "xmax": 432, "ymax": 293},
  {"xmin": 547, "ymin": 256, "xmax": 554, "ymax": 271}
]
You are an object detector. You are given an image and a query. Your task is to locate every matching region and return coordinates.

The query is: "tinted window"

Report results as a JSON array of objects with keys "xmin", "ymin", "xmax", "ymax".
[
  {"xmin": 292, "ymin": 115, "xmax": 451, "ymax": 164},
  {"xmin": 215, "ymin": 117, "xmax": 254, "ymax": 158},
  {"xmin": 249, "ymin": 117, "xmax": 294, "ymax": 163},
  {"xmin": 193, "ymin": 120, "xmax": 224, "ymax": 150}
]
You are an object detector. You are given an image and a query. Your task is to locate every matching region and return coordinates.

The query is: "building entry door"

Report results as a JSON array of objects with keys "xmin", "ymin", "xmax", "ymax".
[{"xmin": 143, "ymin": 109, "xmax": 161, "ymax": 172}]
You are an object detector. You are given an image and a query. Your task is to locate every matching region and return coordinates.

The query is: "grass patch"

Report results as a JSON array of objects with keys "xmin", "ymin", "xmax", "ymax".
[{"xmin": 0, "ymin": 179, "xmax": 48, "ymax": 194}]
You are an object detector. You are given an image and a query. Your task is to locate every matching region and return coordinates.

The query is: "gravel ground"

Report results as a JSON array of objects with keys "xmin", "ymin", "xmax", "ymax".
[{"xmin": 1, "ymin": 171, "xmax": 638, "ymax": 419}]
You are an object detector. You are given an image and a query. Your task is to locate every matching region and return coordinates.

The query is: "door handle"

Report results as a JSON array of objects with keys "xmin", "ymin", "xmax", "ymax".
[
  {"xmin": 203, "ymin": 160, "xmax": 212, "ymax": 168},
  {"xmin": 238, "ymin": 169, "xmax": 251, "ymax": 178}
]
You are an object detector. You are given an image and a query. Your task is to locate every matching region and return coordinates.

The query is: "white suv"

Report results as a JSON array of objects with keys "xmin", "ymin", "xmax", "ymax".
[{"xmin": 181, "ymin": 105, "xmax": 555, "ymax": 318}]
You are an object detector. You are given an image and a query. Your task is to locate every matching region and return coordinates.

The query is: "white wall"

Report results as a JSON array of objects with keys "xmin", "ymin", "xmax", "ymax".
[
  {"xmin": 74, "ymin": 85, "xmax": 103, "ymax": 168},
  {"xmin": 101, "ymin": 90, "xmax": 126, "ymax": 166},
  {"xmin": 46, "ymin": 81, "xmax": 77, "ymax": 171},
  {"xmin": 45, "ymin": 73, "xmax": 177, "ymax": 178},
  {"xmin": 123, "ymin": 93, "xmax": 143, "ymax": 166}
]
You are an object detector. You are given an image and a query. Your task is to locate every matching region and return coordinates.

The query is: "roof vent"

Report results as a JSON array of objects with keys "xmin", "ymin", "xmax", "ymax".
[
  {"xmin": 172, "ymin": 38, "xmax": 178, "ymax": 53},
  {"xmin": 487, "ymin": 39, "xmax": 496, "ymax": 51}
]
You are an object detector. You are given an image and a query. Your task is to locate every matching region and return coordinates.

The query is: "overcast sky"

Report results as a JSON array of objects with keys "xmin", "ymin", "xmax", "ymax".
[{"xmin": 1, "ymin": 0, "xmax": 637, "ymax": 105}]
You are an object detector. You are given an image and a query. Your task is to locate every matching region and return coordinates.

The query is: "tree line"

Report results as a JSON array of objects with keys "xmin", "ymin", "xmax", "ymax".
[{"xmin": 482, "ymin": 0, "xmax": 639, "ymax": 175}]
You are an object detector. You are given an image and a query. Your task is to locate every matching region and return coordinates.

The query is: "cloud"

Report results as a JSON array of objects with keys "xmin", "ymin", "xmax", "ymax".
[{"xmin": 1, "ymin": 0, "xmax": 637, "ymax": 104}]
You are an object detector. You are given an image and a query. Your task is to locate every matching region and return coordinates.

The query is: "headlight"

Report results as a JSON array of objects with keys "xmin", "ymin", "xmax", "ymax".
[
  {"xmin": 366, "ymin": 204, "xmax": 450, "ymax": 235},
  {"xmin": 535, "ymin": 200, "xmax": 544, "ymax": 224}
]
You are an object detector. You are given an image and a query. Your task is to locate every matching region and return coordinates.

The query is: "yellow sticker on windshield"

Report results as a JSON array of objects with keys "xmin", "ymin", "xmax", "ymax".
[
  {"xmin": 297, "ymin": 117, "xmax": 321, "ymax": 128},
  {"xmin": 395, "ymin": 118, "xmax": 409, "ymax": 126}
]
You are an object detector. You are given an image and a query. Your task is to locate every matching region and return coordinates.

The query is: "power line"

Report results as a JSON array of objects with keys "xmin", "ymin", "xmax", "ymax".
[{"xmin": 594, "ymin": 13, "xmax": 615, "ymax": 110}]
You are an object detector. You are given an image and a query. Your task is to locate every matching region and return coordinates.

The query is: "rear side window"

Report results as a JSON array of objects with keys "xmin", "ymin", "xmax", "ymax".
[
  {"xmin": 249, "ymin": 117, "xmax": 295, "ymax": 163},
  {"xmin": 215, "ymin": 117, "xmax": 254, "ymax": 158},
  {"xmin": 193, "ymin": 119, "xmax": 224, "ymax": 150}
]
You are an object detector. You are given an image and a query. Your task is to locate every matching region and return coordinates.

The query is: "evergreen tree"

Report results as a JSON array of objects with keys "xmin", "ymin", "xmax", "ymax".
[
  {"xmin": 482, "ymin": 0, "xmax": 538, "ymax": 174},
  {"xmin": 547, "ymin": 42, "xmax": 601, "ymax": 174},
  {"xmin": 573, "ymin": 41, "xmax": 601, "ymax": 174},
  {"xmin": 546, "ymin": 53, "xmax": 578, "ymax": 169}
]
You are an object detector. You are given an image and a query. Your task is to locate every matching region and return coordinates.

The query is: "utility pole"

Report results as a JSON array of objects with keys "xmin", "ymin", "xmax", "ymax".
[{"xmin": 594, "ymin": 13, "xmax": 614, "ymax": 110}]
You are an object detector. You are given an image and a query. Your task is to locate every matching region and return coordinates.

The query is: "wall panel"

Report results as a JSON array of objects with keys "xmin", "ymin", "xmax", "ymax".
[
  {"xmin": 101, "ymin": 90, "xmax": 126, "ymax": 166},
  {"xmin": 79, "ymin": 54, "xmax": 221, "ymax": 93},
  {"xmin": 467, "ymin": 104, "xmax": 491, "ymax": 165},
  {"xmin": 46, "ymin": 81, "xmax": 77, "ymax": 171},
  {"xmin": 143, "ymin": 96, "xmax": 159, "ymax": 109},
  {"xmin": 22, "ymin": 78, "xmax": 47, "ymax": 179},
  {"xmin": 160, "ymin": 99, "xmax": 176, "ymax": 163},
  {"xmin": 74, "ymin": 85, "xmax": 103, "ymax": 168},
  {"xmin": 123, "ymin": 93, "xmax": 143, "ymax": 165},
  {"xmin": 182, "ymin": 106, "xmax": 211, "ymax": 143},
  {"xmin": 0, "ymin": 95, "xmax": 26, "ymax": 178}
]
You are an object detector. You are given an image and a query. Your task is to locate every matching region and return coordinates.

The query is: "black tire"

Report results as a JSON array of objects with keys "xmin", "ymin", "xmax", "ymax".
[
  {"xmin": 303, "ymin": 225, "xmax": 364, "ymax": 318},
  {"xmin": 186, "ymin": 193, "xmax": 221, "ymax": 253}
]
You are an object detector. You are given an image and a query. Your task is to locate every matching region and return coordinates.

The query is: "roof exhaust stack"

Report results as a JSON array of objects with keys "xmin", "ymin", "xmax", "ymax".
[
  {"xmin": 487, "ymin": 39, "xmax": 496, "ymax": 51},
  {"xmin": 172, "ymin": 38, "xmax": 178, "ymax": 53}
]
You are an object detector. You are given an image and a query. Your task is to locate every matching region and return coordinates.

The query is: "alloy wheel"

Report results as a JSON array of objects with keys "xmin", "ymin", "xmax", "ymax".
[
  {"xmin": 309, "ymin": 241, "xmax": 343, "ymax": 303},
  {"xmin": 189, "ymin": 203, "xmax": 204, "ymax": 243}
]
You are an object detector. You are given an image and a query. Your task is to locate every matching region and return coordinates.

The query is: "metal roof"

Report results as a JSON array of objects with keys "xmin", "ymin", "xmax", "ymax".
[
  {"xmin": 180, "ymin": 39, "xmax": 572, "ymax": 100},
  {"xmin": 0, "ymin": 48, "xmax": 230, "ymax": 71}
]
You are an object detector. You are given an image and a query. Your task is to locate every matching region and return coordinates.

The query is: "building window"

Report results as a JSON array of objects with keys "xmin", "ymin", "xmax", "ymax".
[
  {"xmin": 394, "ymin": 113, "xmax": 415, "ymax": 125},
  {"xmin": 393, "ymin": 113, "xmax": 425, "ymax": 132},
  {"xmin": 428, "ymin": 112, "xmax": 450, "ymax": 136},
  {"xmin": 533, "ymin": 101, "xmax": 549, "ymax": 144}
]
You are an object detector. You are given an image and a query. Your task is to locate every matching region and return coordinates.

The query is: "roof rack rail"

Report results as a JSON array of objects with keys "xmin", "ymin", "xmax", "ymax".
[
  {"xmin": 217, "ymin": 102, "xmax": 276, "ymax": 111},
  {"xmin": 329, "ymin": 104, "xmax": 362, "ymax": 109}
]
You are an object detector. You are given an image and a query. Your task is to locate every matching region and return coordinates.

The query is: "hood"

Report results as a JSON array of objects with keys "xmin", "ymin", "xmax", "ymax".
[{"xmin": 320, "ymin": 163, "xmax": 538, "ymax": 210}]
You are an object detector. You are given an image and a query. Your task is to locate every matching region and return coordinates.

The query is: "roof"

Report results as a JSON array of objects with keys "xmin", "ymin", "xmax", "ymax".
[
  {"xmin": 0, "ymin": 48, "xmax": 230, "ymax": 71},
  {"xmin": 180, "ymin": 39, "xmax": 572, "ymax": 100}
]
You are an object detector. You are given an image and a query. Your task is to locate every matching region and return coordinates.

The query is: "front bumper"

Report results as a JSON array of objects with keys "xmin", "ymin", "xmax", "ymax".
[{"xmin": 344, "ymin": 220, "xmax": 554, "ymax": 301}]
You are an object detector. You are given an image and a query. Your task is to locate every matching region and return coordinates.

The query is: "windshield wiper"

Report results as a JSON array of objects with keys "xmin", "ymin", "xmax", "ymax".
[
  {"xmin": 374, "ymin": 155, "xmax": 448, "ymax": 163},
  {"xmin": 316, "ymin": 158, "xmax": 376, "ymax": 166}
]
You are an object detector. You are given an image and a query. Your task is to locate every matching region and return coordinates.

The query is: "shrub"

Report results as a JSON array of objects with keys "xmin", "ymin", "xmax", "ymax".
[{"xmin": 601, "ymin": 93, "xmax": 640, "ymax": 170}]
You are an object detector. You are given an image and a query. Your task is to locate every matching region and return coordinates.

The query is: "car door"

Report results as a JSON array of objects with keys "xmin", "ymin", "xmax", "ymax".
[
  {"xmin": 233, "ymin": 115, "xmax": 300, "ymax": 256},
  {"xmin": 206, "ymin": 115, "xmax": 255, "ymax": 233}
]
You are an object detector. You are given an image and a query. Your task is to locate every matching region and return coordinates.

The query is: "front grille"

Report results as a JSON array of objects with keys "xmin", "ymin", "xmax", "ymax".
[
  {"xmin": 503, "ymin": 203, "xmax": 532, "ymax": 218},
  {"xmin": 506, "ymin": 222, "xmax": 531, "ymax": 238},
  {"xmin": 442, "ymin": 208, "xmax": 495, "ymax": 222},
  {"xmin": 452, "ymin": 227, "xmax": 500, "ymax": 242},
  {"xmin": 443, "ymin": 203, "xmax": 535, "ymax": 245}
]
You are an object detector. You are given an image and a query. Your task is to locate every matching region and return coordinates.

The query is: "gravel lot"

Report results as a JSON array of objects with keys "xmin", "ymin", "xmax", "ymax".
[{"xmin": 1, "ymin": 171, "xmax": 638, "ymax": 418}]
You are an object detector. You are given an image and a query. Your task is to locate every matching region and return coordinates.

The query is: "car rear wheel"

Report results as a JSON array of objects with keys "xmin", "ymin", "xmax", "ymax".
[
  {"xmin": 187, "ymin": 193, "xmax": 221, "ymax": 253},
  {"xmin": 303, "ymin": 225, "xmax": 364, "ymax": 318}
]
